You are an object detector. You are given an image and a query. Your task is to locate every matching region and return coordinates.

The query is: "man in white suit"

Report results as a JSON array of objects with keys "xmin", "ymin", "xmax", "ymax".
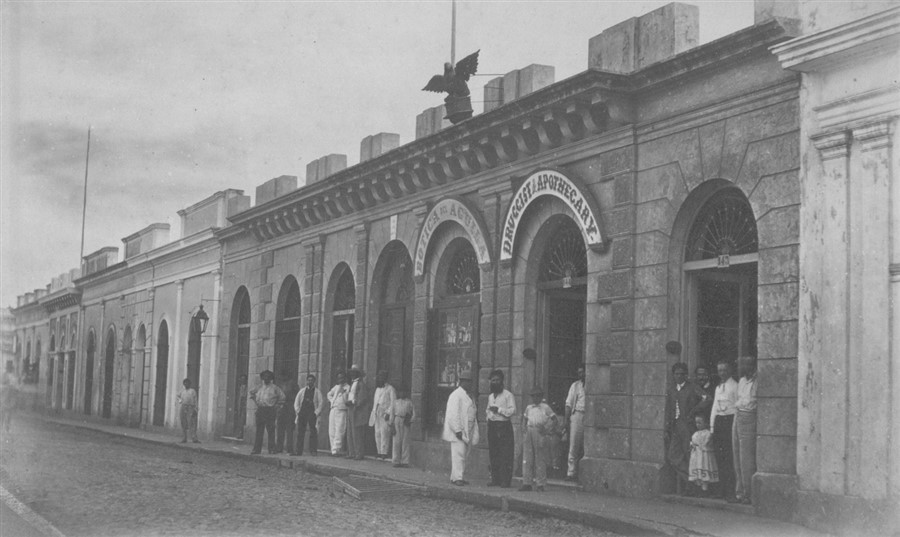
[
  {"xmin": 369, "ymin": 370, "xmax": 397, "ymax": 461},
  {"xmin": 443, "ymin": 369, "xmax": 479, "ymax": 486}
]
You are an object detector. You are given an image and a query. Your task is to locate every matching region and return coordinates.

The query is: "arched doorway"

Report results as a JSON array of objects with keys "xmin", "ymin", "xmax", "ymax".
[
  {"xmin": 102, "ymin": 328, "xmax": 115, "ymax": 418},
  {"xmin": 535, "ymin": 218, "xmax": 588, "ymax": 413},
  {"xmin": 135, "ymin": 324, "xmax": 148, "ymax": 424},
  {"xmin": 47, "ymin": 335, "xmax": 55, "ymax": 409},
  {"xmin": 56, "ymin": 325, "xmax": 66, "ymax": 410},
  {"xmin": 33, "ymin": 339, "xmax": 41, "ymax": 387},
  {"xmin": 374, "ymin": 242, "xmax": 414, "ymax": 392},
  {"xmin": 682, "ymin": 188, "xmax": 758, "ymax": 371},
  {"xmin": 84, "ymin": 330, "xmax": 95, "ymax": 415},
  {"xmin": 228, "ymin": 288, "xmax": 251, "ymax": 438},
  {"xmin": 153, "ymin": 321, "xmax": 169, "ymax": 426},
  {"xmin": 274, "ymin": 276, "xmax": 301, "ymax": 386},
  {"xmin": 427, "ymin": 238, "xmax": 481, "ymax": 434},
  {"xmin": 328, "ymin": 266, "xmax": 356, "ymax": 384}
]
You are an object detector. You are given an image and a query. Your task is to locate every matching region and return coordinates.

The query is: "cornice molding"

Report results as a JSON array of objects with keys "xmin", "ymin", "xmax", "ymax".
[
  {"xmin": 853, "ymin": 118, "xmax": 895, "ymax": 152},
  {"xmin": 812, "ymin": 130, "xmax": 851, "ymax": 160},
  {"xmin": 772, "ymin": 6, "xmax": 900, "ymax": 72}
]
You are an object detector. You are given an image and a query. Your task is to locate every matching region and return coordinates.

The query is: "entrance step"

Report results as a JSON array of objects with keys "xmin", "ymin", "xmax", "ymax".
[{"xmin": 660, "ymin": 494, "xmax": 755, "ymax": 515}]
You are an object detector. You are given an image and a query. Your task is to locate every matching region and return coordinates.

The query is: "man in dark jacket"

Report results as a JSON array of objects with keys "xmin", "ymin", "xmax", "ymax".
[
  {"xmin": 665, "ymin": 362, "xmax": 702, "ymax": 495},
  {"xmin": 346, "ymin": 365, "xmax": 372, "ymax": 460}
]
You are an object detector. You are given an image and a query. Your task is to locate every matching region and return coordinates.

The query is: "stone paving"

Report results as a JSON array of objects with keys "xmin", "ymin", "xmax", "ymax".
[{"xmin": 0, "ymin": 418, "xmax": 617, "ymax": 537}]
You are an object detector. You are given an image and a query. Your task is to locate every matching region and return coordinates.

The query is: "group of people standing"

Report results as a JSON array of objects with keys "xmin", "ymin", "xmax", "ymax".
[
  {"xmin": 665, "ymin": 355, "xmax": 758, "ymax": 505},
  {"xmin": 207, "ymin": 366, "xmax": 415, "ymax": 467},
  {"xmin": 442, "ymin": 363, "xmax": 587, "ymax": 491}
]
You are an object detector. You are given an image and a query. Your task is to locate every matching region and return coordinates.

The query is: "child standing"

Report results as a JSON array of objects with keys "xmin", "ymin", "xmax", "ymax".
[
  {"xmin": 177, "ymin": 378, "xmax": 200, "ymax": 444},
  {"xmin": 389, "ymin": 385, "xmax": 415, "ymax": 468},
  {"xmin": 520, "ymin": 386, "xmax": 557, "ymax": 492},
  {"xmin": 689, "ymin": 413, "xmax": 718, "ymax": 494}
]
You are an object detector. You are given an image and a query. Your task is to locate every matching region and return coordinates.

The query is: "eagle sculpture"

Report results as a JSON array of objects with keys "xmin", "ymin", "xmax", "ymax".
[{"xmin": 422, "ymin": 50, "xmax": 480, "ymax": 124}]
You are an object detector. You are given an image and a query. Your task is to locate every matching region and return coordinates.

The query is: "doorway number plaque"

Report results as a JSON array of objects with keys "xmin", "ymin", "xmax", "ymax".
[{"xmin": 717, "ymin": 254, "xmax": 730, "ymax": 268}]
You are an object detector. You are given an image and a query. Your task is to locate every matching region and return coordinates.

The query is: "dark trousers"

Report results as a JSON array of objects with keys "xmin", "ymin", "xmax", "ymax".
[
  {"xmin": 488, "ymin": 420, "xmax": 514, "ymax": 487},
  {"xmin": 253, "ymin": 407, "xmax": 277, "ymax": 453},
  {"xmin": 296, "ymin": 407, "xmax": 318, "ymax": 455},
  {"xmin": 276, "ymin": 411, "xmax": 296, "ymax": 454},
  {"xmin": 713, "ymin": 414, "xmax": 736, "ymax": 499}
]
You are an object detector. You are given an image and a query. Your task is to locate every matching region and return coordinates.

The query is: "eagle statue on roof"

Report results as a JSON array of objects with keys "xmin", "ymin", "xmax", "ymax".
[{"xmin": 422, "ymin": 50, "xmax": 480, "ymax": 124}]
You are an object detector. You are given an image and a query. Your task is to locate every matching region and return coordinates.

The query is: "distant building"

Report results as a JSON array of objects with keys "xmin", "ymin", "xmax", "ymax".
[{"xmin": 9, "ymin": 2, "xmax": 898, "ymax": 534}]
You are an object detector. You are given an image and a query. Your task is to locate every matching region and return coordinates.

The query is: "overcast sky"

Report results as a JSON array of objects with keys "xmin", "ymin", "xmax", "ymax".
[{"xmin": 0, "ymin": 0, "xmax": 754, "ymax": 307}]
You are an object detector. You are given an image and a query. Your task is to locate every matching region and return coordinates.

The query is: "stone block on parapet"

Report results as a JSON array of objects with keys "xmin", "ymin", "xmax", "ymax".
[
  {"xmin": 517, "ymin": 64, "xmax": 555, "ymax": 96},
  {"xmin": 588, "ymin": 3, "xmax": 698, "ymax": 73},
  {"xmin": 255, "ymin": 175, "xmax": 297, "ymax": 206},
  {"xmin": 754, "ymin": 0, "xmax": 799, "ymax": 24},
  {"xmin": 227, "ymin": 193, "xmax": 251, "ymax": 217},
  {"xmin": 317, "ymin": 154, "xmax": 347, "ymax": 182},
  {"xmin": 483, "ymin": 77, "xmax": 504, "ymax": 112},
  {"xmin": 502, "ymin": 70, "xmax": 519, "ymax": 105},
  {"xmin": 415, "ymin": 105, "xmax": 451, "ymax": 139},
  {"xmin": 360, "ymin": 132, "xmax": 400, "ymax": 163}
]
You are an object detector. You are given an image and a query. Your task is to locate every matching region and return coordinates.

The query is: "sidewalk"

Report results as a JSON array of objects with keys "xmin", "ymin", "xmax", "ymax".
[{"xmin": 37, "ymin": 414, "xmax": 826, "ymax": 537}]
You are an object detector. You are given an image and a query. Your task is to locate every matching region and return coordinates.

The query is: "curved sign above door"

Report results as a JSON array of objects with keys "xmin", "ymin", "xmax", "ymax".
[
  {"xmin": 414, "ymin": 197, "xmax": 492, "ymax": 278},
  {"xmin": 500, "ymin": 168, "xmax": 606, "ymax": 262}
]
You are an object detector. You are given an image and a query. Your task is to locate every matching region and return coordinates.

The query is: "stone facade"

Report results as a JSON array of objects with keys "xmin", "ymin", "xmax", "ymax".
[{"xmin": 9, "ymin": 2, "xmax": 899, "ymax": 533}]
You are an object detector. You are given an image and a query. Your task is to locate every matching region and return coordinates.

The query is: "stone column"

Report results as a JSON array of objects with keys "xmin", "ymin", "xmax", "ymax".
[
  {"xmin": 353, "ymin": 223, "xmax": 369, "ymax": 371},
  {"xmin": 170, "ymin": 280, "xmax": 184, "ymax": 427},
  {"xmin": 804, "ymin": 130, "xmax": 851, "ymax": 496},
  {"xmin": 204, "ymin": 270, "xmax": 222, "ymax": 432},
  {"xmin": 847, "ymin": 120, "xmax": 893, "ymax": 499}
]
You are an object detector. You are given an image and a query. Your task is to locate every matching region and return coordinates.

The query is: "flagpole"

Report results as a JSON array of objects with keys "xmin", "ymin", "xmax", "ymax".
[
  {"xmin": 450, "ymin": 0, "xmax": 456, "ymax": 65},
  {"xmin": 79, "ymin": 126, "xmax": 91, "ymax": 273}
]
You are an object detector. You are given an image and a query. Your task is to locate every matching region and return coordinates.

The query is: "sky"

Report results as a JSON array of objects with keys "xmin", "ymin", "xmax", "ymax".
[{"xmin": 0, "ymin": 0, "xmax": 755, "ymax": 308}]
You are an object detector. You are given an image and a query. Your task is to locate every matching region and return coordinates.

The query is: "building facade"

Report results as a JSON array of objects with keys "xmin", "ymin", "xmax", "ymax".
[{"xmin": 8, "ymin": 1, "xmax": 898, "ymax": 533}]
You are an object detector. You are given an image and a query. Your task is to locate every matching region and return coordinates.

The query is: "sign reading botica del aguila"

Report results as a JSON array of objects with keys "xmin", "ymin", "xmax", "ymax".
[
  {"xmin": 501, "ymin": 168, "xmax": 605, "ymax": 262},
  {"xmin": 415, "ymin": 197, "xmax": 492, "ymax": 278}
]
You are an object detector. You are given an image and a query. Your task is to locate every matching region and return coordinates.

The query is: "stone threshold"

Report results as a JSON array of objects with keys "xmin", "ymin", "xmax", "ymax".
[{"xmin": 660, "ymin": 493, "xmax": 755, "ymax": 516}]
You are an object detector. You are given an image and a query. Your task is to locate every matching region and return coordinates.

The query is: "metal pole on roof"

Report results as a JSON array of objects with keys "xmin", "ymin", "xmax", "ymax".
[
  {"xmin": 451, "ymin": 0, "xmax": 456, "ymax": 66},
  {"xmin": 79, "ymin": 125, "xmax": 91, "ymax": 274}
]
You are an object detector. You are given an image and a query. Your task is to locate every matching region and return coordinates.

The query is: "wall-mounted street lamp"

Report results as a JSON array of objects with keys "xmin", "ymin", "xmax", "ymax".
[{"xmin": 193, "ymin": 305, "xmax": 209, "ymax": 334}]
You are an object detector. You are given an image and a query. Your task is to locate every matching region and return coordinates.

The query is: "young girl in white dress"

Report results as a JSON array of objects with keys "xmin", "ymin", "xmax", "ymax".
[{"xmin": 689, "ymin": 413, "xmax": 719, "ymax": 494}]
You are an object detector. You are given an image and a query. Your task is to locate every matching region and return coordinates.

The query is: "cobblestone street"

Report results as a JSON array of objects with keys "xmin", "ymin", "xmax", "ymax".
[{"xmin": 0, "ymin": 418, "xmax": 617, "ymax": 537}]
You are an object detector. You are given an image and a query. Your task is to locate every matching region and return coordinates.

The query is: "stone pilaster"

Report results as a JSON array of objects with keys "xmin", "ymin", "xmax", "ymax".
[{"xmin": 353, "ymin": 223, "xmax": 369, "ymax": 371}]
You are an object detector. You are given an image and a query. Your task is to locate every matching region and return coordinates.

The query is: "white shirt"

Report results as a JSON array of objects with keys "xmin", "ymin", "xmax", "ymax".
[
  {"xmin": 442, "ymin": 386, "xmax": 479, "ymax": 445},
  {"xmin": 294, "ymin": 386, "xmax": 324, "ymax": 416},
  {"xmin": 486, "ymin": 389, "xmax": 516, "ymax": 421},
  {"xmin": 327, "ymin": 383, "xmax": 349, "ymax": 411},
  {"xmin": 736, "ymin": 374, "xmax": 758, "ymax": 412},
  {"xmin": 566, "ymin": 380, "xmax": 585, "ymax": 412},
  {"xmin": 710, "ymin": 378, "xmax": 737, "ymax": 432},
  {"xmin": 369, "ymin": 383, "xmax": 397, "ymax": 426},
  {"xmin": 177, "ymin": 388, "xmax": 198, "ymax": 407}
]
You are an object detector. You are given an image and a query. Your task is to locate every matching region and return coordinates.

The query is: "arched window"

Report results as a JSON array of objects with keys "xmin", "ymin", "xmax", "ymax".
[
  {"xmin": 102, "ymin": 328, "xmax": 116, "ymax": 418},
  {"xmin": 538, "ymin": 219, "xmax": 587, "ymax": 287},
  {"xmin": 135, "ymin": 324, "xmax": 148, "ymax": 423},
  {"xmin": 274, "ymin": 277, "xmax": 302, "ymax": 386},
  {"xmin": 683, "ymin": 187, "xmax": 758, "ymax": 371},
  {"xmin": 84, "ymin": 330, "xmax": 95, "ymax": 415},
  {"xmin": 153, "ymin": 321, "xmax": 169, "ymax": 426},
  {"xmin": 444, "ymin": 243, "xmax": 480, "ymax": 296},
  {"xmin": 329, "ymin": 267, "xmax": 356, "ymax": 384},
  {"xmin": 229, "ymin": 288, "xmax": 252, "ymax": 438}
]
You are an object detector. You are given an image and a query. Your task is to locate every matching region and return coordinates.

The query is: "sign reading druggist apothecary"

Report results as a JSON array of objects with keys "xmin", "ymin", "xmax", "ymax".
[
  {"xmin": 500, "ymin": 168, "xmax": 605, "ymax": 262},
  {"xmin": 414, "ymin": 197, "xmax": 492, "ymax": 279}
]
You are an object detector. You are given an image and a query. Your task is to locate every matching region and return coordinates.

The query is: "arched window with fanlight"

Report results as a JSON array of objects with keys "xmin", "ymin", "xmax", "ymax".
[
  {"xmin": 427, "ymin": 238, "xmax": 481, "ymax": 433},
  {"xmin": 274, "ymin": 276, "xmax": 302, "ymax": 387},
  {"xmin": 683, "ymin": 188, "xmax": 759, "ymax": 372}
]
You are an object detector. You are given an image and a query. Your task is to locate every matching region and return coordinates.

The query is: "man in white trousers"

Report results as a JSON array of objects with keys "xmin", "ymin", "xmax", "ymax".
[
  {"xmin": 369, "ymin": 370, "xmax": 396, "ymax": 461},
  {"xmin": 442, "ymin": 369, "xmax": 479, "ymax": 486}
]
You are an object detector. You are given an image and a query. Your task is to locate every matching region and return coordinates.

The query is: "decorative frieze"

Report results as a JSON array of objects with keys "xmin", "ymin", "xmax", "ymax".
[{"xmin": 811, "ymin": 130, "xmax": 851, "ymax": 160}]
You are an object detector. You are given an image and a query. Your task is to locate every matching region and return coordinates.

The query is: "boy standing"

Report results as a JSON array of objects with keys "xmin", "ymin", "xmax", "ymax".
[
  {"xmin": 177, "ymin": 378, "xmax": 200, "ymax": 444},
  {"xmin": 520, "ymin": 386, "xmax": 557, "ymax": 492},
  {"xmin": 389, "ymin": 385, "xmax": 415, "ymax": 467}
]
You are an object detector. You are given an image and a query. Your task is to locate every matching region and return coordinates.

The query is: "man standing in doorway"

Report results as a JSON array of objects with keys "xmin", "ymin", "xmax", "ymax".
[
  {"xmin": 665, "ymin": 362, "xmax": 702, "ymax": 494},
  {"xmin": 346, "ymin": 365, "xmax": 371, "ymax": 460},
  {"xmin": 275, "ymin": 377, "xmax": 299, "ymax": 454},
  {"xmin": 369, "ymin": 370, "xmax": 396, "ymax": 461},
  {"xmin": 443, "ymin": 369, "xmax": 479, "ymax": 486},
  {"xmin": 326, "ymin": 371, "xmax": 350, "ymax": 455},
  {"xmin": 294, "ymin": 374, "xmax": 323, "ymax": 456},
  {"xmin": 176, "ymin": 378, "xmax": 199, "ymax": 444},
  {"xmin": 711, "ymin": 360, "xmax": 738, "ymax": 502},
  {"xmin": 564, "ymin": 365, "xmax": 586, "ymax": 482},
  {"xmin": 486, "ymin": 369, "xmax": 516, "ymax": 488},
  {"xmin": 733, "ymin": 355, "xmax": 758, "ymax": 505},
  {"xmin": 250, "ymin": 370, "xmax": 285, "ymax": 455}
]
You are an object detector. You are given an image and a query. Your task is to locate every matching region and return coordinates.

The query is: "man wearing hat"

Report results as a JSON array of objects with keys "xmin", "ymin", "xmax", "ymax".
[
  {"xmin": 442, "ymin": 368, "xmax": 479, "ymax": 486},
  {"xmin": 249, "ymin": 370, "xmax": 285, "ymax": 455},
  {"xmin": 486, "ymin": 369, "xmax": 516, "ymax": 488},
  {"xmin": 520, "ymin": 386, "xmax": 557, "ymax": 492}
]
